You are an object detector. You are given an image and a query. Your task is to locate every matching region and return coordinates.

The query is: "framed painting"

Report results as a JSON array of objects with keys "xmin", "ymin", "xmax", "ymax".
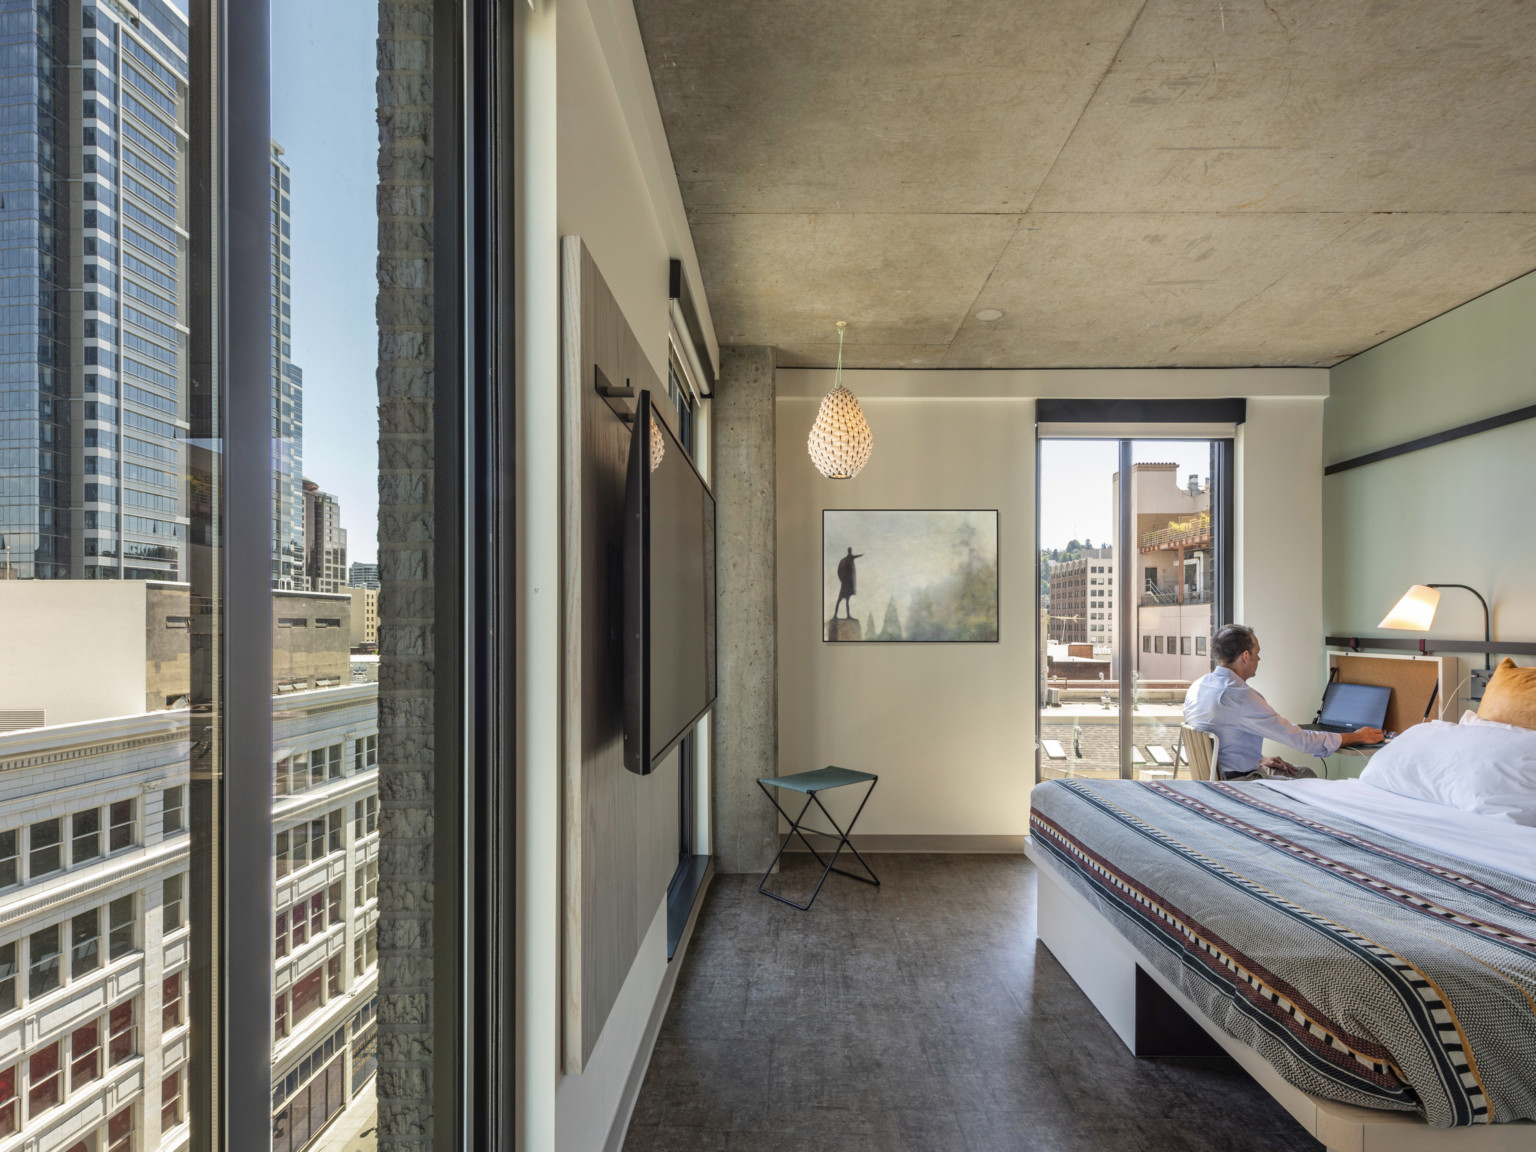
[{"xmin": 822, "ymin": 510, "xmax": 999, "ymax": 642}]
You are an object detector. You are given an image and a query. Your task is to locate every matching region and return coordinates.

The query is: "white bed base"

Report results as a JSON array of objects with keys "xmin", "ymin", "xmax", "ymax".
[{"xmin": 1025, "ymin": 839, "xmax": 1536, "ymax": 1152}]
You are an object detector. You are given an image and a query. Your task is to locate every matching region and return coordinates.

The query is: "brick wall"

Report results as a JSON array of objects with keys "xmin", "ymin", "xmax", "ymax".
[{"xmin": 376, "ymin": 0, "xmax": 435, "ymax": 1146}]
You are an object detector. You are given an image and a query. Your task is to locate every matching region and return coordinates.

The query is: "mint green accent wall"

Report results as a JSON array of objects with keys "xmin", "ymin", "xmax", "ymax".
[
  {"xmin": 1324, "ymin": 270, "xmax": 1536, "ymax": 682},
  {"xmin": 1325, "ymin": 270, "xmax": 1536, "ymax": 465}
]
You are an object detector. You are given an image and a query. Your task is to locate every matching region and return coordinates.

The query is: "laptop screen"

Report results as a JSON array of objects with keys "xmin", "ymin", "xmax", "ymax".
[{"xmin": 1319, "ymin": 682, "xmax": 1391, "ymax": 730}]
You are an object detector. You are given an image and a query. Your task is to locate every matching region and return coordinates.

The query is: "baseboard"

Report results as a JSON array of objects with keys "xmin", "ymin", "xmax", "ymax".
[
  {"xmin": 784, "ymin": 834, "xmax": 1025, "ymax": 854},
  {"xmin": 603, "ymin": 860, "xmax": 714, "ymax": 1152}
]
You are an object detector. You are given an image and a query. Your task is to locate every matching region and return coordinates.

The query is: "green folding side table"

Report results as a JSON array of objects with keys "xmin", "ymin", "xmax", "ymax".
[{"xmin": 757, "ymin": 766, "xmax": 880, "ymax": 910}]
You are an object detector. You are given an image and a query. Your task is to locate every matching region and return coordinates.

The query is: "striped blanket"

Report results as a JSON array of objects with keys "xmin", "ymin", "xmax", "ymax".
[{"xmin": 1029, "ymin": 778, "xmax": 1536, "ymax": 1128}]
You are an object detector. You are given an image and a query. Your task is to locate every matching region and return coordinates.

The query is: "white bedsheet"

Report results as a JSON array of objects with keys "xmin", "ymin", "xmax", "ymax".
[{"xmin": 1259, "ymin": 777, "xmax": 1536, "ymax": 887}]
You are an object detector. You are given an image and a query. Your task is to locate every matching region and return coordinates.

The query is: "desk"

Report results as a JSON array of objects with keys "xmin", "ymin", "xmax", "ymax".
[
  {"xmin": 1317, "ymin": 743, "xmax": 1383, "ymax": 780},
  {"xmin": 1312, "ymin": 650, "xmax": 1462, "ymax": 779}
]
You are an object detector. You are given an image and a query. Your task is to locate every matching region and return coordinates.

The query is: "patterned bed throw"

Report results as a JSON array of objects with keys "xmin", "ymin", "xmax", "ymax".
[{"xmin": 1029, "ymin": 778, "xmax": 1536, "ymax": 1128}]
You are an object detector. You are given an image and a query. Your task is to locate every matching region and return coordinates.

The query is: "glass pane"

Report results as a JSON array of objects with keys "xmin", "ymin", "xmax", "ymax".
[
  {"xmin": 1039, "ymin": 440, "xmax": 1121, "ymax": 780},
  {"xmin": 1040, "ymin": 440, "xmax": 1221, "ymax": 782},
  {"xmin": 0, "ymin": 1, "xmax": 209, "ymax": 1147},
  {"xmin": 270, "ymin": 0, "xmax": 381, "ymax": 1146},
  {"xmin": 1129, "ymin": 441, "xmax": 1217, "ymax": 779}
]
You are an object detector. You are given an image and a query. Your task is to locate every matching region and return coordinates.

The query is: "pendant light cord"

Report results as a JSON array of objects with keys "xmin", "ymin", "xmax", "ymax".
[{"xmin": 835, "ymin": 319, "xmax": 846, "ymax": 389}]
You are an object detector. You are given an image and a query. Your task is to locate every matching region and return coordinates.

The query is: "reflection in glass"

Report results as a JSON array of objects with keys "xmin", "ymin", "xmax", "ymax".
[{"xmin": 0, "ymin": 0, "xmax": 203, "ymax": 1137}]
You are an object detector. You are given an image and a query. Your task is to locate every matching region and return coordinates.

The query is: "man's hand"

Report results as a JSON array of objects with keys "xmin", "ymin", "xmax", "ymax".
[
  {"xmin": 1260, "ymin": 756, "xmax": 1301, "ymax": 777},
  {"xmin": 1340, "ymin": 727, "xmax": 1385, "ymax": 747}
]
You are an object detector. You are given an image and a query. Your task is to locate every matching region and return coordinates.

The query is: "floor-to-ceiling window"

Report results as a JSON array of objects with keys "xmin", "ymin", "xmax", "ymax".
[
  {"xmin": 0, "ymin": 0, "xmax": 217, "ymax": 1146},
  {"xmin": 1, "ymin": 0, "xmax": 502, "ymax": 1145},
  {"xmin": 1037, "ymin": 435, "xmax": 1232, "ymax": 783},
  {"xmin": 266, "ymin": 2, "xmax": 381, "ymax": 1149}
]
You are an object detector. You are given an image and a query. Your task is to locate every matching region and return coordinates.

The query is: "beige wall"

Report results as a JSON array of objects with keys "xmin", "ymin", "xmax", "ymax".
[
  {"xmin": 145, "ymin": 584, "xmax": 193, "ymax": 709},
  {"xmin": 1136, "ymin": 602, "xmax": 1212, "ymax": 681},
  {"xmin": 776, "ymin": 370, "xmax": 1329, "ymax": 831},
  {"xmin": 777, "ymin": 398, "xmax": 1038, "ymax": 838},
  {"xmin": 346, "ymin": 586, "xmax": 378, "ymax": 648},
  {"xmin": 0, "ymin": 581, "xmax": 152, "ymax": 727},
  {"xmin": 556, "ymin": 0, "xmax": 670, "ymax": 384},
  {"xmin": 272, "ymin": 592, "xmax": 353, "ymax": 689},
  {"xmin": 1237, "ymin": 398, "xmax": 1329, "ymax": 768}
]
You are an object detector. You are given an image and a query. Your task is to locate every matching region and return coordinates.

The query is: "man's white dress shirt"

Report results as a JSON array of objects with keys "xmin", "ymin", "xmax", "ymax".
[{"xmin": 1183, "ymin": 665, "xmax": 1340, "ymax": 777}]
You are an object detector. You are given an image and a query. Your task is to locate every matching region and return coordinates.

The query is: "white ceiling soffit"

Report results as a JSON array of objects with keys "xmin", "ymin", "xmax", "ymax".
[{"xmin": 632, "ymin": 0, "xmax": 1536, "ymax": 370}]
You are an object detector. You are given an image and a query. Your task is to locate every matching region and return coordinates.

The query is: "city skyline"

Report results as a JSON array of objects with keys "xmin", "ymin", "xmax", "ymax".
[
  {"xmin": 270, "ymin": 0, "xmax": 380, "ymax": 565},
  {"xmin": 0, "ymin": 2, "xmax": 383, "ymax": 1148}
]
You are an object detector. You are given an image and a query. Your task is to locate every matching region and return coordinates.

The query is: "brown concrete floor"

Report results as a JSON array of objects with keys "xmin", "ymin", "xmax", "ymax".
[{"xmin": 623, "ymin": 854, "xmax": 1325, "ymax": 1152}]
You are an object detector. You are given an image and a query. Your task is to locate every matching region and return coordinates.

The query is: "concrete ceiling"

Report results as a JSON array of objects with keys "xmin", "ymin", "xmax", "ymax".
[{"xmin": 633, "ymin": 0, "xmax": 1536, "ymax": 368}]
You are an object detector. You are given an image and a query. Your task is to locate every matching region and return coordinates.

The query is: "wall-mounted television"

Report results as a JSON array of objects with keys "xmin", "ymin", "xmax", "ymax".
[{"xmin": 623, "ymin": 390, "xmax": 716, "ymax": 775}]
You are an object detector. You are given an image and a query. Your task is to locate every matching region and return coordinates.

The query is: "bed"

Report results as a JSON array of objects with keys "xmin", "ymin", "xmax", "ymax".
[{"xmin": 1026, "ymin": 770, "xmax": 1536, "ymax": 1152}]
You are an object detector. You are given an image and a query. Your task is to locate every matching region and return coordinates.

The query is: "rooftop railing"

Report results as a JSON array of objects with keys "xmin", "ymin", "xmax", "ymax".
[{"xmin": 1140, "ymin": 511, "xmax": 1211, "ymax": 552}]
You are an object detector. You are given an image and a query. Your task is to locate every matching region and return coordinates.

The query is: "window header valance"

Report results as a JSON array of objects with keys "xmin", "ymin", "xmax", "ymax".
[{"xmin": 1035, "ymin": 398, "xmax": 1246, "ymax": 425}]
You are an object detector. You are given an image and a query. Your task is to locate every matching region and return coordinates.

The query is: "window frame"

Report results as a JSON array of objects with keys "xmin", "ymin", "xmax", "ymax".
[
  {"xmin": 26, "ymin": 1040, "xmax": 62, "ymax": 1119},
  {"xmin": 174, "ymin": 0, "xmax": 509, "ymax": 1143},
  {"xmin": 0, "ymin": 831, "xmax": 17, "ymax": 889},
  {"xmin": 1034, "ymin": 425, "xmax": 1236, "ymax": 783},
  {"xmin": 70, "ymin": 1019, "xmax": 102, "ymax": 1091},
  {"xmin": 107, "ymin": 997, "xmax": 137, "ymax": 1068},
  {"xmin": 28, "ymin": 819, "xmax": 62, "ymax": 880}
]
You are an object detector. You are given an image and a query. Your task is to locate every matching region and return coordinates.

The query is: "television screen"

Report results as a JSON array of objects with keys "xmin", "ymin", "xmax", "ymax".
[{"xmin": 624, "ymin": 391, "xmax": 716, "ymax": 774}]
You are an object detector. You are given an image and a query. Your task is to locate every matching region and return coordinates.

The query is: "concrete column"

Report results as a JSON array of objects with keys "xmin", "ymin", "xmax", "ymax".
[
  {"xmin": 712, "ymin": 346, "xmax": 779, "ymax": 874},
  {"xmin": 376, "ymin": 1, "xmax": 436, "ymax": 1148}
]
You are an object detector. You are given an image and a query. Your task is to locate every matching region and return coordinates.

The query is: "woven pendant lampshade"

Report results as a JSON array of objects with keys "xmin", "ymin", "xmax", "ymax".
[{"xmin": 807, "ymin": 321, "xmax": 872, "ymax": 479}]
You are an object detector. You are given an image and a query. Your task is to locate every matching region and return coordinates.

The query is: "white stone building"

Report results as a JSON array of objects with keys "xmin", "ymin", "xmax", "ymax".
[
  {"xmin": 0, "ymin": 711, "xmax": 190, "ymax": 1152},
  {"xmin": 0, "ymin": 582, "xmax": 379, "ymax": 1152},
  {"xmin": 269, "ymin": 684, "xmax": 379, "ymax": 1152}
]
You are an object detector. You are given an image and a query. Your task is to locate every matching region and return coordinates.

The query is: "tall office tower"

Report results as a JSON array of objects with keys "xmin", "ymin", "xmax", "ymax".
[
  {"xmin": 302, "ymin": 479, "xmax": 347, "ymax": 594},
  {"xmin": 271, "ymin": 146, "xmax": 306, "ymax": 589},
  {"xmin": 0, "ymin": 0, "xmax": 190, "ymax": 581},
  {"xmin": 347, "ymin": 561, "xmax": 379, "ymax": 590}
]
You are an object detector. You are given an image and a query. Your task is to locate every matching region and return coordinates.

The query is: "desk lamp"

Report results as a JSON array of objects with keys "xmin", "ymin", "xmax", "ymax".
[{"xmin": 1378, "ymin": 584, "xmax": 1492, "ymax": 670}]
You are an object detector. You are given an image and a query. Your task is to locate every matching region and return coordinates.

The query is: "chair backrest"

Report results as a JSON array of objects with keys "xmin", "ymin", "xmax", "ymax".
[{"xmin": 1178, "ymin": 726, "xmax": 1220, "ymax": 782}]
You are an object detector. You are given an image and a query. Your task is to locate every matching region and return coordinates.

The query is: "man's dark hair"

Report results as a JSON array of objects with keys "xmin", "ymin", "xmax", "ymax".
[{"xmin": 1212, "ymin": 624, "xmax": 1257, "ymax": 665}]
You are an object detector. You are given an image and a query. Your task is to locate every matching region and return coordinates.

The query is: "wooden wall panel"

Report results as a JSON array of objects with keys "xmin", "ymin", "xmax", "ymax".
[{"xmin": 561, "ymin": 238, "xmax": 681, "ymax": 1073}]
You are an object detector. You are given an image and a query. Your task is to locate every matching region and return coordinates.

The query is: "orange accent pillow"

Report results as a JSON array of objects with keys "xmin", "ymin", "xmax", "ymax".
[{"xmin": 1477, "ymin": 658, "xmax": 1536, "ymax": 730}]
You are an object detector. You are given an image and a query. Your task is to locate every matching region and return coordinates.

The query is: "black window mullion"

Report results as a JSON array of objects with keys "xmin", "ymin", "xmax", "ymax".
[
  {"xmin": 1213, "ymin": 438, "xmax": 1236, "ymax": 635},
  {"xmin": 1116, "ymin": 440, "xmax": 1134, "ymax": 779},
  {"xmin": 212, "ymin": 0, "xmax": 276, "ymax": 1149}
]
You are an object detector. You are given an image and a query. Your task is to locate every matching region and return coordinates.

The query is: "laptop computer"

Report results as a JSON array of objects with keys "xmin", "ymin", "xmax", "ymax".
[{"xmin": 1301, "ymin": 681, "xmax": 1391, "ymax": 737}]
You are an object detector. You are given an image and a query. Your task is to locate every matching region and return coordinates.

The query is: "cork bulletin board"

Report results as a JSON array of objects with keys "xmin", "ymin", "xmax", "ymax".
[{"xmin": 1331, "ymin": 654, "xmax": 1446, "ymax": 735}]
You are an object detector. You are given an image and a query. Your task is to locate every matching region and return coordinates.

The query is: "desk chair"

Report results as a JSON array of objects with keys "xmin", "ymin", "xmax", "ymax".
[{"xmin": 1176, "ymin": 726, "xmax": 1220, "ymax": 782}]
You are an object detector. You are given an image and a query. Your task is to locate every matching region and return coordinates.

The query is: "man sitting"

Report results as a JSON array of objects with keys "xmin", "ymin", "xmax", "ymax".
[{"xmin": 1184, "ymin": 625, "xmax": 1384, "ymax": 780}]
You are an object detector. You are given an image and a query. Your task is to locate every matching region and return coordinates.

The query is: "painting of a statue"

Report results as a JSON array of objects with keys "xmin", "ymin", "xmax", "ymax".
[{"xmin": 822, "ymin": 510, "xmax": 999, "ymax": 642}]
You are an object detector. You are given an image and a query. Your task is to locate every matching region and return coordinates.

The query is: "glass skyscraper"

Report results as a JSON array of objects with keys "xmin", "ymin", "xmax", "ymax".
[
  {"xmin": 272, "ymin": 145, "xmax": 305, "ymax": 589},
  {"xmin": 0, "ymin": 0, "xmax": 191, "ymax": 582}
]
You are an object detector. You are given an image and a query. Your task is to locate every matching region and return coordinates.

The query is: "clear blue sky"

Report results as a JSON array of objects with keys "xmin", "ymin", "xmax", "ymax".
[
  {"xmin": 270, "ymin": 0, "xmax": 381, "ymax": 562},
  {"xmin": 1039, "ymin": 440, "xmax": 1213, "ymax": 551}
]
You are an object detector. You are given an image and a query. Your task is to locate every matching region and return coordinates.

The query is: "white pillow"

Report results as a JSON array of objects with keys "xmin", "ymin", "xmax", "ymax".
[
  {"xmin": 1359, "ymin": 720, "xmax": 1536, "ymax": 826},
  {"xmin": 1459, "ymin": 709, "xmax": 1530, "ymax": 734}
]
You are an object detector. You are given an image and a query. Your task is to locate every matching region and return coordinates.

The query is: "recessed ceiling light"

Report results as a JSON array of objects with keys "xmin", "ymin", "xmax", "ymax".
[{"xmin": 976, "ymin": 309, "xmax": 1004, "ymax": 322}]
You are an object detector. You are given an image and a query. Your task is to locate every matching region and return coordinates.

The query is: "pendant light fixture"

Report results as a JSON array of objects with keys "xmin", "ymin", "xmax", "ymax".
[
  {"xmin": 807, "ymin": 320, "xmax": 873, "ymax": 479},
  {"xmin": 648, "ymin": 413, "xmax": 665, "ymax": 473}
]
